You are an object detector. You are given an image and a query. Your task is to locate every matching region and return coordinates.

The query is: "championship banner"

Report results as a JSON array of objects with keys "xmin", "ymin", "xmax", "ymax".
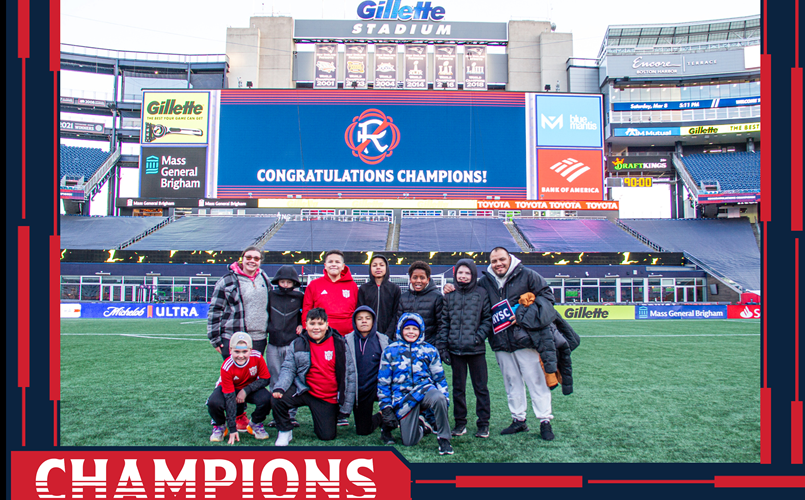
[
  {"xmin": 345, "ymin": 43, "xmax": 368, "ymax": 89},
  {"xmin": 373, "ymin": 44, "xmax": 398, "ymax": 89},
  {"xmin": 491, "ymin": 299, "xmax": 516, "ymax": 333},
  {"xmin": 314, "ymin": 43, "xmax": 339, "ymax": 89},
  {"xmin": 139, "ymin": 146, "xmax": 207, "ymax": 198},
  {"xmin": 141, "ymin": 91, "xmax": 209, "ymax": 145},
  {"xmin": 556, "ymin": 305, "xmax": 635, "ymax": 320},
  {"xmin": 404, "ymin": 44, "xmax": 428, "ymax": 89},
  {"xmin": 463, "ymin": 45, "xmax": 487, "ymax": 90},
  {"xmin": 434, "ymin": 44, "xmax": 458, "ymax": 90},
  {"xmin": 60, "ymin": 120, "xmax": 105, "ymax": 134}
]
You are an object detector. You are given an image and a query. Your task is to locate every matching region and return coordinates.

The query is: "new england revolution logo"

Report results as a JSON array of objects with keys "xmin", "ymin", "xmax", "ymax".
[{"xmin": 344, "ymin": 109, "xmax": 400, "ymax": 165}]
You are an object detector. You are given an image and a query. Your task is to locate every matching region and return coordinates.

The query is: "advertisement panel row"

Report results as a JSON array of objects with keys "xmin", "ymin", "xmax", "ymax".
[
  {"xmin": 614, "ymin": 122, "xmax": 760, "ymax": 137},
  {"xmin": 61, "ymin": 303, "xmax": 210, "ymax": 319},
  {"xmin": 553, "ymin": 304, "xmax": 761, "ymax": 320}
]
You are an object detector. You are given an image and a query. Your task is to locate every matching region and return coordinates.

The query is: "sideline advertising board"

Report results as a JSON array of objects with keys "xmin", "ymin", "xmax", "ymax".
[
  {"xmin": 60, "ymin": 302, "xmax": 210, "ymax": 319},
  {"xmin": 555, "ymin": 305, "xmax": 635, "ymax": 320},
  {"xmin": 635, "ymin": 304, "xmax": 728, "ymax": 320},
  {"xmin": 728, "ymin": 304, "xmax": 761, "ymax": 319}
]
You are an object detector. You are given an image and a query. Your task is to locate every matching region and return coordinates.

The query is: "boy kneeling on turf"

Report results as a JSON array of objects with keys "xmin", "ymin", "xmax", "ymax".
[
  {"xmin": 272, "ymin": 308, "xmax": 357, "ymax": 446},
  {"xmin": 207, "ymin": 332, "xmax": 273, "ymax": 443},
  {"xmin": 378, "ymin": 313, "xmax": 454, "ymax": 455}
]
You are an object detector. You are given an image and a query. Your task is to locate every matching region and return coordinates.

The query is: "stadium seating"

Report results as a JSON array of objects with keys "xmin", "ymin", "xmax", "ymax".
[
  {"xmin": 398, "ymin": 218, "xmax": 517, "ymax": 252},
  {"xmin": 60, "ymin": 145, "xmax": 110, "ymax": 181},
  {"xmin": 513, "ymin": 218, "xmax": 652, "ymax": 252},
  {"xmin": 60, "ymin": 215, "xmax": 168, "ymax": 250},
  {"xmin": 126, "ymin": 216, "xmax": 277, "ymax": 251},
  {"xmin": 263, "ymin": 220, "xmax": 389, "ymax": 252},
  {"xmin": 681, "ymin": 152, "xmax": 760, "ymax": 192},
  {"xmin": 620, "ymin": 218, "xmax": 760, "ymax": 290}
]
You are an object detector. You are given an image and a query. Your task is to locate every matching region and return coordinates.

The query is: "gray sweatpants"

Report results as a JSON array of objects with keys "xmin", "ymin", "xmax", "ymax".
[
  {"xmin": 495, "ymin": 349, "xmax": 554, "ymax": 421},
  {"xmin": 266, "ymin": 343, "xmax": 297, "ymax": 418},
  {"xmin": 398, "ymin": 388, "xmax": 451, "ymax": 445}
]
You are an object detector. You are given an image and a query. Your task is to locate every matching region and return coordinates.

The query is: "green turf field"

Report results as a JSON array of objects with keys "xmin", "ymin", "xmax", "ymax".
[{"xmin": 60, "ymin": 318, "xmax": 760, "ymax": 462}]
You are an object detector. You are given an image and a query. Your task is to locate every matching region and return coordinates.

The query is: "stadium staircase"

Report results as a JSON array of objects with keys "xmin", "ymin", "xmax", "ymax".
[
  {"xmin": 389, "ymin": 218, "xmax": 401, "ymax": 251},
  {"xmin": 117, "ymin": 215, "xmax": 176, "ymax": 249},
  {"xmin": 83, "ymin": 149, "xmax": 121, "ymax": 201},
  {"xmin": 505, "ymin": 221, "xmax": 534, "ymax": 252},
  {"xmin": 672, "ymin": 153, "xmax": 703, "ymax": 199},
  {"xmin": 255, "ymin": 218, "xmax": 286, "ymax": 248}
]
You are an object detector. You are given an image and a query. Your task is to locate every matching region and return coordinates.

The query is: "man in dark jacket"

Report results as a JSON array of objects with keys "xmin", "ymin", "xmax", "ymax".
[
  {"xmin": 447, "ymin": 247, "xmax": 558, "ymax": 441},
  {"xmin": 357, "ymin": 254, "xmax": 401, "ymax": 339},
  {"xmin": 437, "ymin": 258, "xmax": 493, "ymax": 439}
]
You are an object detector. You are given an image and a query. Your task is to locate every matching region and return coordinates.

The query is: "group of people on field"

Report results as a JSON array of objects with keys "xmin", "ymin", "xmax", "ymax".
[{"xmin": 205, "ymin": 246, "xmax": 579, "ymax": 456}]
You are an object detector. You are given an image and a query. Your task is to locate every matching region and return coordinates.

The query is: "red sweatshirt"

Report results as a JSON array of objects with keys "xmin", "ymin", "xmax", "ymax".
[{"xmin": 302, "ymin": 266, "xmax": 359, "ymax": 336}]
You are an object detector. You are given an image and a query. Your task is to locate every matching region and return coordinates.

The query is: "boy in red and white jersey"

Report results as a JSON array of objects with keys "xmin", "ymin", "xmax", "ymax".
[{"xmin": 206, "ymin": 332, "xmax": 273, "ymax": 443}]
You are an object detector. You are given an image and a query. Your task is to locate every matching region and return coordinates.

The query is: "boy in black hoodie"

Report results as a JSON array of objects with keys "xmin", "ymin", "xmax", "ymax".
[
  {"xmin": 357, "ymin": 254, "xmax": 401, "ymax": 340},
  {"xmin": 437, "ymin": 259, "xmax": 493, "ymax": 439}
]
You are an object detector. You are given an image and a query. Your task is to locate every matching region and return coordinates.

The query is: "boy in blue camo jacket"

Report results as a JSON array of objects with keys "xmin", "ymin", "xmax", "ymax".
[{"xmin": 377, "ymin": 312, "xmax": 454, "ymax": 455}]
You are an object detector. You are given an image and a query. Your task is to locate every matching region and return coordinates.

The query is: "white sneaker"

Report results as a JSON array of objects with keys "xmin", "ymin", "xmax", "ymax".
[{"xmin": 275, "ymin": 430, "xmax": 293, "ymax": 447}]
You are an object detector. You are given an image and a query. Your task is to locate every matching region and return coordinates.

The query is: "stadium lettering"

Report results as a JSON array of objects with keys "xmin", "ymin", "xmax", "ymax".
[
  {"xmin": 146, "ymin": 99, "xmax": 204, "ymax": 115},
  {"xmin": 563, "ymin": 307, "xmax": 609, "ymax": 319},
  {"xmin": 160, "ymin": 167, "xmax": 197, "ymax": 177},
  {"xmin": 357, "ymin": 0, "xmax": 446, "ymax": 21},
  {"xmin": 35, "ymin": 457, "xmax": 377, "ymax": 499},
  {"xmin": 161, "ymin": 156, "xmax": 186, "ymax": 166},
  {"xmin": 631, "ymin": 57, "xmax": 681, "ymax": 69}
]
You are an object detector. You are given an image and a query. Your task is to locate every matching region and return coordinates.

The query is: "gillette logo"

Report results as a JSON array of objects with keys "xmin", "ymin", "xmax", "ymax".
[{"xmin": 357, "ymin": 1, "xmax": 446, "ymax": 21}]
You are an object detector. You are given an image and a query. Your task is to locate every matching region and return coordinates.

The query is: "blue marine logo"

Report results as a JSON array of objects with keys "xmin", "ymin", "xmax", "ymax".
[
  {"xmin": 638, "ymin": 305, "xmax": 648, "ymax": 319},
  {"xmin": 145, "ymin": 155, "xmax": 159, "ymax": 174}
]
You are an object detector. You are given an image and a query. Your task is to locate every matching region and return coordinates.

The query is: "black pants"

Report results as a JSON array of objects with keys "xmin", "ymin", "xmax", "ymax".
[
  {"xmin": 451, "ymin": 353, "xmax": 491, "ymax": 428},
  {"xmin": 220, "ymin": 337, "xmax": 267, "ymax": 361},
  {"xmin": 206, "ymin": 385, "xmax": 272, "ymax": 426},
  {"xmin": 354, "ymin": 390, "xmax": 383, "ymax": 436},
  {"xmin": 273, "ymin": 384, "xmax": 339, "ymax": 440}
]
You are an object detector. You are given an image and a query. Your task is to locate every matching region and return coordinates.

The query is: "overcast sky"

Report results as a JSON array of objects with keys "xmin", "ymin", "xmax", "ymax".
[{"xmin": 62, "ymin": 0, "xmax": 761, "ymax": 60}]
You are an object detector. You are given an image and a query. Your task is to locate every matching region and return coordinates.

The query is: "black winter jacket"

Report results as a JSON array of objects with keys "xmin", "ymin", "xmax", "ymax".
[
  {"xmin": 477, "ymin": 259, "xmax": 556, "ymax": 358},
  {"xmin": 437, "ymin": 259, "xmax": 492, "ymax": 356},
  {"xmin": 267, "ymin": 265, "xmax": 304, "ymax": 347},
  {"xmin": 357, "ymin": 254, "xmax": 401, "ymax": 339},
  {"xmin": 396, "ymin": 280, "xmax": 443, "ymax": 345},
  {"xmin": 552, "ymin": 315, "xmax": 581, "ymax": 395}
]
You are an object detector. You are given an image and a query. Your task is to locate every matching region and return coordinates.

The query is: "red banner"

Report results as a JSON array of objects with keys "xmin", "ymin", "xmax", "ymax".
[
  {"xmin": 11, "ymin": 451, "xmax": 410, "ymax": 500},
  {"xmin": 537, "ymin": 149, "xmax": 604, "ymax": 201},
  {"xmin": 476, "ymin": 200, "xmax": 619, "ymax": 211},
  {"xmin": 727, "ymin": 305, "xmax": 761, "ymax": 319}
]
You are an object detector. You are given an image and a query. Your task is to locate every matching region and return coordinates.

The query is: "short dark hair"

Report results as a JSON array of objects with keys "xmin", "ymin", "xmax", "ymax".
[
  {"xmin": 489, "ymin": 247, "xmax": 510, "ymax": 257},
  {"xmin": 241, "ymin": 246, "xmax": 262, "ymax": 260},
  {"xmin": 323, "ymin": 249, "xmax": 345, "ymax": 262},
  {"xmin": 408, "ymin": 261, "xmax": 431, "ymax": 278},
  {"xmin": 306, "ymin": 307, "xmax": 328, "ymax": 323}
]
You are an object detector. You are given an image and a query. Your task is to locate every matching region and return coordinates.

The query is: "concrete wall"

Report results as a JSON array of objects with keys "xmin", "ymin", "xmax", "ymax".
[
  {"xmin": 539, "ymin": 32, "xmax": 572, "ymax": 92},
  {"xmin": 226, "ymin": 28, "xmax": 260, "ymax": 88},
  {"xmin": 226, "ymin": 17, "xmax": 295, "ymax": 89}
]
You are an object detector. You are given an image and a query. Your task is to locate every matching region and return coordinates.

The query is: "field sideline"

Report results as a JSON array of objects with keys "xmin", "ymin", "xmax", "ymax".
[{"xmin": 60, "ymin": 318, "xmax": 760, "ymax": 463}]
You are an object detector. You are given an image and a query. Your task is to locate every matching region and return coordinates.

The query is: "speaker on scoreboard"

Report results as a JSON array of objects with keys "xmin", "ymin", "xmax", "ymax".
[{"xmin": 709, "ymin": 284, "xmax": 718, "ymax": 295}]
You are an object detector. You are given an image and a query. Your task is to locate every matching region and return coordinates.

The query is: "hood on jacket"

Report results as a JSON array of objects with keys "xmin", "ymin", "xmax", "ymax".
[
  {"xmin": 487, "ymin": 253, "xmax": 522, "ymax": 289},
  {"xmin": 396, "ymin": 312, "xmax": 425, "ymax": 344},
  {"xmin": 454, "ymin": 258, "xmax": 478, "ymax": 293},
  {"xmin": 351, "ymin": 305, "xmax": 378, "ymax": 337},
  {"xmin": 368, "ymin": 254, "xmax": 391, "ymax": 282},
  {"xmin": 230, "ymin": 262, "xmax": 260, "ymax": 281},
  {"xmin": 271, "ymin": 265, "xmax": 301, "ymax": 288}
]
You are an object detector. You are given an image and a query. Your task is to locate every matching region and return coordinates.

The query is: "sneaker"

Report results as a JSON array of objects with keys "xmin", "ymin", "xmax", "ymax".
[
  {"xmin": 540, "ymin": 420, "xmax": 555, "ymax": 441},
  {"xmin": 500, "ymin": 419, "xmax": 529, "ymax": 435},
  {"xmin": 451, "ymin": 425, "xmax": 467, "ymax": 437},
  {"xmin": 380, "ymin": 428, "xmax": 396, "ymax": 445},
  {"xmin": 437, "ymin": 438, "xmax": 454, "ymax": 455},
  {"xmin": 474, "ymin": 425, "xmax": 490, "ymax": 438},
  {"xmin": 275, "ymin": 430, "xmax": 293, "ymax": 447},
  {"xmin": 337, "ymin": 418, "xmax": 350, "ymax": 427},
  {"xmin": 418, "ymin": 416, "xmax": 434, "ymax": 436},
  {"xmin": 236, "ymin": 413, "xmax": 249, "ymax": 432},
  {"xmin": 247, "ymin": 420, "xmax": 269, "ymax": 440},
  {"xmin": 291, "ymin": 419, "xmax": 301, "ymax": 428},
  {"xmin": 210, "ymin": 425, "xmax": 227, "ymax": 442}
]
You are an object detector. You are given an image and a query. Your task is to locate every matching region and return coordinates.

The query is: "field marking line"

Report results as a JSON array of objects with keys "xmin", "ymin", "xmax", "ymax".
[
  {"xmin": 180, "ymin": 320, "xmax": 207, "ymax": 324},
  {"xmin": 120, "ymin": 334, "xmax": 208, "ymax": 341},
  {"xmin": 61, "ymin": 332, "xmax": 204, "ymax": 336},
  {"xmin": 581, "ymin": 333, "xmax": 759, "ymax": 338}
]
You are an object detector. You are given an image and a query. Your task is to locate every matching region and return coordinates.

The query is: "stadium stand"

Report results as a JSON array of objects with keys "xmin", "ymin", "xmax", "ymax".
[
  {"xmin": 263, "ymin": 220, "xmax": 389, "ymax": 252},
  {"xmin": 398, "ymin": 218, "xmax": 517, "ymax": 252},
  {"xmin": 620, "ymin": 218, "xmax": 760, "ymax": 290},
  {"xmin": 60, "ymin": 215, "xmax": 168, "ymax": 250},
  {"xmin": 60, "ymin": 145, "xmax": 110, "ymax": 180},
  {"xmin": 681, "ymin": 152, "xmax": 760, "ymax": 192},
  {"xmin": 514, "ymin": 219, "xmax": 652, "ymax": 252},
  {"xmin": 126, "ymin": 216, "xmax": 277, "ymax": 251}
]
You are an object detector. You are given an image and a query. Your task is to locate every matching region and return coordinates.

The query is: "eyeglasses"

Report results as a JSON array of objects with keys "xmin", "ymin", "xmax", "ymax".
[{"xmin": 243, "ymin": 255, "xmax": 261, "ymax": 261}]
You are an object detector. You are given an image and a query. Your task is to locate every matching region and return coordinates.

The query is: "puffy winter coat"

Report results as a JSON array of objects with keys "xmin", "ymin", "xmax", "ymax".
[
  {"xmin": 207, "ymin": 263, "xmax": 271, "ymax": 347},
  {"xmin": 553, "ymin": 315, "xmax": 581, "ymax": 395},
  {"xmin": 273, "ymin": 327, "xmax": 357, "ymax": 415},
  {"xmin": 357, "ymin": 254, "xmax": 401, "ymax": 338},
  {"xmin": 377, "ymin": 313, "xmax": 449, "ymax": 420},
  {"xmin": 396, "ymin": 280, "xmax": 443, "ymax": 345},
  {"xmin": 267, "ymin": 265, "xmax": 304, "ymax": 347},
  {"xmin": 437, "ymin": 259, "xmax": 493, "ymax": 356},
  {"xmin": 302, "ymin": 265, "xmax": 359, "ymax": 336}
]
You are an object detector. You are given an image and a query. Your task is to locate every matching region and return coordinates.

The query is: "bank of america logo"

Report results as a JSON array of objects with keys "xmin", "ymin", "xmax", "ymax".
[
  {"xmin": 541, "ymin": 114, "xmax": 563, "ymax": 129},
  {"xmin": 549, "ymin": 157, "xmax": 590, "ymax": 183},
  {"xmin": 145, "ymin": 155, "xmax": 159, "ymax": 174}
]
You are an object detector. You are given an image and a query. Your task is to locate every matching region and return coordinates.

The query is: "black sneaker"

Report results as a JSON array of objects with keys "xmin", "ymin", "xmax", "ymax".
[
  {"xmin": 474, "ymin": 425, "xmax": 490, "ymax": 438},
  {"xmin": 418, "ymin": 416, "xmax": 434, "ymax": 436},
  {"xmin": 540, "ymin": 420, "xmax": 555, "ymax": 441},
  {"xmin": 437, "ymin": 438, "xmax": 454, "ymax": 455},
  {"xmin": 451, "ymin": 425, "xmax": 467, "ymax": 437},
  {"xmin": 380, "ymin": 428, "xmax": 395, "ymax": 445},
  {"xmin": 500, "ymin": 419, "xmax": 529, "ymax": 435}
]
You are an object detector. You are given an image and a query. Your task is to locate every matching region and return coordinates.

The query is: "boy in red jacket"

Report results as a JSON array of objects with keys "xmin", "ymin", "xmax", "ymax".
[{"xmin": 302, "ymin": 249, "xmax": 358, "ymax": 336}]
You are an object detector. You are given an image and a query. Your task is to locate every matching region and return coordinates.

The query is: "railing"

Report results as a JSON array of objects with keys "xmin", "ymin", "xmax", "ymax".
[
  {"xmin": 61, "ymin": 44, "xmax": 228, "ymax": 65},
  {"xmin": 683, "ymin": 252, "xmax": 744, "ymax": 294},
  {"xmin": 117, "ymin": 216, "xmax": 176, "ymax": 250},
  {"xmin": 615, "ymin": 220, "xmax": 665, "ymax": 252},
  {"xmin": 506, "ymin": 220, "xmax": 535, "ymax": 252},
  {"xmin": 672, "ymin": 153, "xmax": 703, "ymax": 196},
  {"xmin": 281, "ymin": 214, "xmax": 393, "ymax": 223},
  {"xmin": 84, "ymin": 149, "xmax": 121, "ymax": 201},
  {"xmin": 304, "ymin": 274, "xmax": 446, "ymax": 292}
]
